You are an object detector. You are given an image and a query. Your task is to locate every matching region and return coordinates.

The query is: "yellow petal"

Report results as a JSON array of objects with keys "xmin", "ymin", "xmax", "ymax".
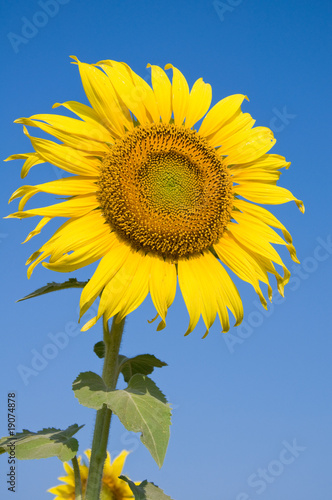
[
  {"xmin": 81, "ymin": 316, "xmax": 98, "ymax": 331},
  {"xmin": 232, "ymin": 210, "xmax": 299, "ymax": 263},
  {"xmin": 206, "ymin": 253, "xmax": 243, "ymax": 330},
  {"xmin": 233, "ymin": 199, "xmax": 293, "ymax": 243},
  {"xmin": 7, "ymin": 194, "xmax": 98, "ymax": 220},
  {"xmin": 98, "ymin": 60, "xmax": 153, "ymax": 125},
  {"xmin": 63, "ymin": 461, "xmax": 74, "ymax": 475},
  {"xmin": 122, "ymin": 61, "xmax": 160, "ymax": 123},
  {"xmin": 5, "ymin": 152, "xmax": 44, "ymax": 179},
  {"xmin": 22, "ymin": 127, "xmax": 100, "ymax": 176},
  {"xmin": 214, "ymin": 232, "xmax": 267, "ymax": 308},
  {"xmin": 15, "ymin": 117, "xmax": 111, "ymax": 154},
  {"xmin": 79, "ymin": 233, "xmax": 132, "ymax": 318},
  {"xmin": 245, "ymin": 248, "xmax": 290, "ymax": 297},
  {"xmin": 191, "ymin": 255, "xmax": 219, "ymax": 336},
  {"xmin": 229, "ymin": 153, "xmax": 290, "ymax": 172},
  {"xmin": 234, "ymin": 245, "xmax": 273, "ymax": 299},
  {"xmin": 25, "ymin": 211, "xmax": 109, "ymax": 276},
  {"xmin": 178, "ymin": 252, "xmax": 243, "ymax": 336},
  {"xmin": 14, "ymin": 188, "xmax": 38, "ymax": 212},
  {"xmin": 147, "ymin": 64, "xmax": 172, "ymax": 123},
  {"xmin": 9, "ymin": 177, "xmax": 97, "ymax": 211},
  {"xmin": 222, "ymin": 126, "xmax": 276, "ymax": 165},
  {"xmin": 23, "ymin": 217, "xmax": 51, "ymax": 243},
  {"xmin": 91, "ymin": 249, "xmax": 150, "ymax": 326},
  {"xmin": 95, "ymin": 62, "xmax": 136, "ymax": 131},
  {"xmin": 228, "ymin": 220, "xmax": 286, "ymax": 268},
  {"xmin": 207, "ymin": 112, "xmax": 255, "ymax": 148},
  {"xmin": 46, "ymin": 211, "xmax": 107, "ymax": 259},
  {"xmin": 30, "ymin": 112, "xmax": 114, "ymax": 144},
  {"xmin": 234, "ymin": 182, "xmax": 304, "ymax": 212},
  {"xmin": 164, "ymin": 64, "xmax": 190, "ymax": 126},
  {"xmin": 185, "ymin": 78, "xmax": 212, "ymax": 129},
  {"xmin": 231, "ymin": 167, "xmax": 281, "ymax": 184},
  {"xmin": 53, "ymin": 100, "xmax": 119, "ymax": 137},
  {"xmin": 149, "ymin": 255, "xmax": 177, "ymax": 326},
  {"xmin": 199, "ymin": 94, "xmax": 248, "ymax": 137},
  {"xmin": 107, "ymin": 250, "xmax": 152, "ymax": 322},
  {"xmin": 231, "ymin": 211, "xmax": 287, "ymax": 245},
  {"xmin": 47, "ymin": 484, "xmax": 73, "ymax": 496},
  {"xmin": 58, "ymin": 474, "xmax": 75, "ymax": 486},
  {"xmin": 106, "ymin": 450, "xmax": 129, "ymax": 480},
  {"xmin": 70, "ymin": 56, "xmax": 128, "ymax": 137},
  {"xmin": 44, "ymin": 234, "xmax": 111, "ymax": 273},
  {"xmin": 37, "ymin": 176, "xmax": 98, "ymax": 195},
  {"xmin": 177, "ymin": 257, "xmax": 202, "ymax": 335}
]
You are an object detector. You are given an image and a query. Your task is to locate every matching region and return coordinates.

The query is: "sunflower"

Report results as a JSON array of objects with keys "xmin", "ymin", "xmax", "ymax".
[
  {"xmin": 48, "ymin": 449, "xmax": 134, "ymax": 499},
  {"xmin": 7, "ymin": 57, "xmax": 304, "ymax": 336}
]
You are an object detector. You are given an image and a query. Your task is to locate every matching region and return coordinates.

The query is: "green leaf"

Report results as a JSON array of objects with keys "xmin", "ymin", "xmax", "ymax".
[
  {"xmin": 0, "ymin": 424, "xmax": 84, "ymax": 461},
  {"xmin": 73, "ymin": 372, "xmax": 171, "ymax": 467},
  {"xmin": 17, "ymin": 278, "xmax": 88, "ymax": 302},
  {"xmin": 119, "ymin": 477, "xmax": 175, "ymax": 500},
  {"xmin": 94, "ymin": 341, "xmax": 105, "ymax": 359},
  {"xmin": 118, "ymin": 354, "xmax": 167, "ymax": 383}
]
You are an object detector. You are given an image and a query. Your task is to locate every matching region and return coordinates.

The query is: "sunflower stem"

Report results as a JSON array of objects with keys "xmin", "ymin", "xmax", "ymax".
[
  {"xmin": 85, "ymin": 314, "xmax": 125, "ymax": 500},
  {"xmin": 72, "ymin": 455, "xmax": 82, "ymax": 500}
]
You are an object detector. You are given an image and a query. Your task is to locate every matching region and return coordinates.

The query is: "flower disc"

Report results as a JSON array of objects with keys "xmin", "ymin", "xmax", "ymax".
[{"xmin": 97, "ymin": 123, "xmax": 233, "ymax": 259}]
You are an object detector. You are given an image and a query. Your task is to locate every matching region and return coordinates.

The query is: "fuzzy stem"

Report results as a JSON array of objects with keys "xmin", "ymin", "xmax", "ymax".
[
  {"xmin": 85, "ymin": 315, "xmax": 125, "ymax": 500},
  {"xmin": 72, "ymin": 455, "xmax": 82, "ymax": 500}
]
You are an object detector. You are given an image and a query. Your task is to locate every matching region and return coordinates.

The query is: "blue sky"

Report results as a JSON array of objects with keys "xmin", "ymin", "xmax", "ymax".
[{"xmin": 1, "ymin": 0, "xmax": 331, "ymax": 499}]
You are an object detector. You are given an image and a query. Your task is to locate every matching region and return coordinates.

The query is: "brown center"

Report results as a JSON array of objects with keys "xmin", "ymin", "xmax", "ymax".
[{"xmin": 97, "ymin": 123, "xmax": 233, "ymax": 260}]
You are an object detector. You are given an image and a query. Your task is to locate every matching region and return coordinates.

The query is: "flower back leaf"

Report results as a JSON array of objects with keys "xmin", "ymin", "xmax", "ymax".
[
  {"xmin": 72, "ymin": 372, "xmax": 171, "ymax": 467},
  {"xmin": 17, "ymin": 278, "xmax": 88, "ymax": 302},
  {"xmin": 119, "ymin": 476, "xmax": 175, "ymax": 500},
  {"xmin": 0, "ymin": 424, "xmax": 84, "ymax": 462},
  {"xmin": 118, "ymin": 354, "xmax": 168, "ymax": 383}
]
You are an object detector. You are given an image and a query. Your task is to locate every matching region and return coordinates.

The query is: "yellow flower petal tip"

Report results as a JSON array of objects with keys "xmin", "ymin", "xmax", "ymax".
[
  {"xmin": 157, "ymin": 320, "xmax": 166, "ymax": 331},
  {"xmin": 7, "ymin": 58, "xmax": 303, "ymax": 337},
  {"xmin": 81, "ymin": 317, "xmax": 97, "ymax": 332},
  {"xmin": 69, "ymin": 55, "xmax": 79, "ymax": 64},
  {"xmin": 298, "ymin": 200, "xmax": 305, "ymax": 213},
  {"xmin": 147, "ymin": 313, "xmax": 159, "ymax": 324}
]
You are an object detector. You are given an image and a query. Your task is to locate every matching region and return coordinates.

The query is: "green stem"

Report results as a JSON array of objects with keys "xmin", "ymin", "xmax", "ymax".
[
  {"xmin": 85, "ymin": 315, "xmax": 125, "ymax": 500},
  {"xmin": 72, "ymin": 455, "xmax": 82, "ymax": 500}
]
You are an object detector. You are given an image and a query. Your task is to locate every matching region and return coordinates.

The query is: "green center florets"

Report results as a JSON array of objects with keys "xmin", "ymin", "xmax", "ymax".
[{"xmin": 139, "ymin": 152, "xmax": 203, "ymax": 212}]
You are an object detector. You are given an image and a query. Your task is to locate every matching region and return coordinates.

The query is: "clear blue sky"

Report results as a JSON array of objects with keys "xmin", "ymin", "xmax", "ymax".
[{"xmin": 1, "ymin": 0, "xmax": 331, "ymax": 499}]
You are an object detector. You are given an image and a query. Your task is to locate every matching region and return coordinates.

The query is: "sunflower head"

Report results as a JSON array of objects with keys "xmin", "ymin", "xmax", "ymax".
[
  {"xmin": 97, "ymin": 122, "xmax": 233, "ymax": 260},
  {"xmin": 48, "ymin": 450, "xmax": 134, "ymax": 500},
  {"xmin": 7, "ymin": 57, "xmax": 304, "ymax": 337}
]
